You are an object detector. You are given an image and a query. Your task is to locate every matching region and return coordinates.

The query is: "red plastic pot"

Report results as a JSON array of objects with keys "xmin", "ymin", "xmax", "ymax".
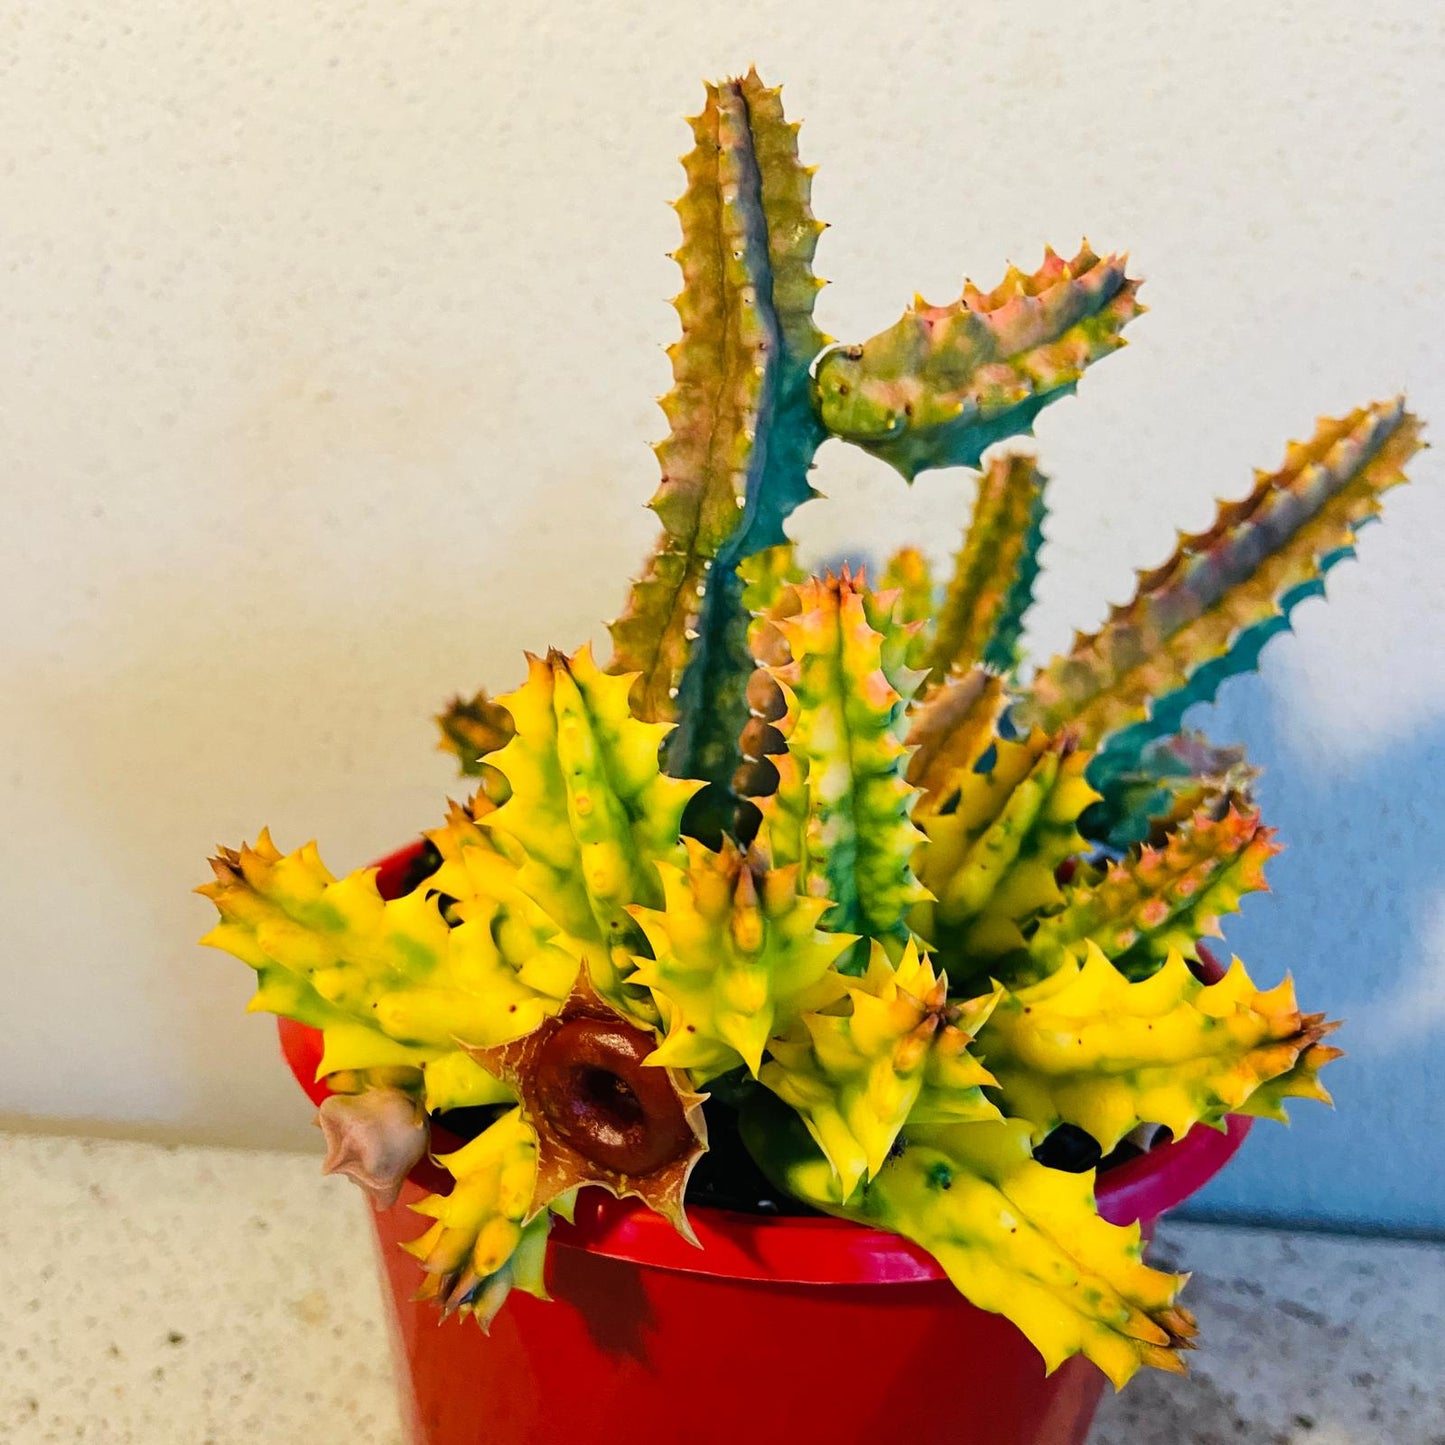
[{"xmin": 280, "ymin": 841, "xmax": 1252, "ymax": 1445}]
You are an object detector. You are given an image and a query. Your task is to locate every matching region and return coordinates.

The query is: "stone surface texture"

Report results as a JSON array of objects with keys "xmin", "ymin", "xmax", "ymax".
[
  {"xmin": 1, "ymin": 1133, "xmax": 407, "ymax": 1444},
  {"xmin": 1092, "ymin": 1223, "xmax": 1445, "ymax": 1445},
  {"xmin": 3, "ymin": 1131, "xmax": 1442, "ymax": 1444}
]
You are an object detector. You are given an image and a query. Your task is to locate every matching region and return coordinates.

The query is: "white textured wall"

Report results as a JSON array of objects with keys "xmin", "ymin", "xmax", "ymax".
[{"xmin": 2, "ymin": 1, "xmax": 1442, "ymax": 1223}]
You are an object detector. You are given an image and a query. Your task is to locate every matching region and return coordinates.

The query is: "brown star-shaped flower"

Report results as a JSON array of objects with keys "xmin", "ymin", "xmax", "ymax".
[
  {"xmin": 462, "ymin": 970, "xmax": 708, "ymax": 1243},
  {"xmin": 316, "ymin": 1087, "xmax": 428, "ymax": 1210}
]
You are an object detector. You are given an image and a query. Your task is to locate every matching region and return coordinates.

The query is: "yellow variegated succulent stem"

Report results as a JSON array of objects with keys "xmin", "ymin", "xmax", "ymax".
[
  {"xmin": 1029, "ymin": 805, "xmax": 1279, "ymax": 979},
  {"xmin": 198, "ymin": 820, "xmax": 577, "ymax": 1085},
  {"xmin": 760, "ymin": 942, "xmax": 999, "ymax": 1197},
  {"xmin": 857, "ymin": 1122, "xmax": 1196, "ymax": 1387},
  {"xmin": 1015, "ymin": 400, "xmax": 1424, "ymax": 750},
  {"xmin": 763, "ymin": 572, "xmax": 927, "ymax": 946},
  {"xmin": 903, "ymin": 668, "xmax": 1008, "ymax": 819},
  {"xmin": 926, "ymin": 453, "xmax": 1047, "ymax": 682},
  {"xmin": 739, "ymin": 542, "xmax": 804, "ymax": 617},
  {"xmin": 487, "ymin": 646, "xmax": 700, "ymax": 986},
  {"xmin": 977, "ymin": 944, "xmax": 1340, "ymax": 1151},
  {"xmin": 628, "ymin": 838, "xmax": 854, "ymax": 1080},
  {"xmin": 742, "ymin": 1099, "xmax": 1194, "ymax": 1387},
  {"xmin": 607, "ymin": 79, "xmax": 777, "ymax": 725},
  {"xmin": 405, "ymin": 1108, "xmax": 553, "ymax": 1327},
  {"xmin": 912, "ymin": 731, "xmax": 1099, "ymax": 973}
]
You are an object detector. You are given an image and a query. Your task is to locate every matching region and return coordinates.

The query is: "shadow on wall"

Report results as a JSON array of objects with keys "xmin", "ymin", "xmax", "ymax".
[{"xmin": 1178, "ymin": 676, "xmax": 1445, "ymax": 1236}]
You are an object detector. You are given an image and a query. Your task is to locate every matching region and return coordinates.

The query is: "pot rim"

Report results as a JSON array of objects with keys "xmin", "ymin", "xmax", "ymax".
[{"xmin": 275, "ymin": 837, "xmax": 1254, "ymax": 1286}]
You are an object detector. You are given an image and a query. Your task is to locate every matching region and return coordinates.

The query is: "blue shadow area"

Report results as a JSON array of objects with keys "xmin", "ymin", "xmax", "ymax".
[{"xmin": 1178, "ymin": 677, "xmax": 1445, "ymax": 1235}]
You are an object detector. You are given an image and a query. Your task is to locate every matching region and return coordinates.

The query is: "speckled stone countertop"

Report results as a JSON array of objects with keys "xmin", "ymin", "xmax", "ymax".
[{"xmin": 3, "ymin": 1133, "xmax": 1442, "ymax": 1444}]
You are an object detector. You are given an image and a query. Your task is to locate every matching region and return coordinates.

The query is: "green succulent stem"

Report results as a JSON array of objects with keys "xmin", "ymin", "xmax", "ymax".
[
  {"xmin": 606, "ymin": 71, "xmax": 827, "ymax": 795},
  {"xmin": 813, "ymin": 245, "xmax": 1141, "ymax": 481},
  {"xmin": 761, "ymin": 572, "xmax": 927, "ymax": 950},
  {"xmin": 926, "ymin": 453, "xmax": 1047, "ymax": 682},
  {"xmin": 1014, "ymin": 399, "xmax": 1424, "ymax": 759},
  {"xmin": 1029, "ymin": 805, "xmax": 1279, "ymax": 980}
]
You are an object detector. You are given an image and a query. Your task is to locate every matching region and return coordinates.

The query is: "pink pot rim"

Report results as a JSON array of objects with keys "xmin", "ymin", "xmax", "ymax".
[{"xmin": 276, "ymin": 837, "xmax": 1253, "ymax": 1287}]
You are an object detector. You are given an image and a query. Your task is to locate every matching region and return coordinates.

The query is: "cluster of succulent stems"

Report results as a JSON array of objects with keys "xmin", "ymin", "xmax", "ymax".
[{"xmin": 202, "ymin": 70, "xmax": 1421, "ymax": 1387}]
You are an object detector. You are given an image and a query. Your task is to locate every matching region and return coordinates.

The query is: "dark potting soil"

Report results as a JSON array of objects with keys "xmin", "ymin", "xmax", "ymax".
[{"xmin": 686, "ymin": 1097, "xmax": 823, "ymax": 1216}]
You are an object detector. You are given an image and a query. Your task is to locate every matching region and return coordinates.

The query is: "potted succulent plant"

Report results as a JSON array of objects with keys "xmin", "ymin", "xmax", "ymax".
[{"xmin": 200, "ymin": 70, "xmax": 1421, "ymax": 1445}]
